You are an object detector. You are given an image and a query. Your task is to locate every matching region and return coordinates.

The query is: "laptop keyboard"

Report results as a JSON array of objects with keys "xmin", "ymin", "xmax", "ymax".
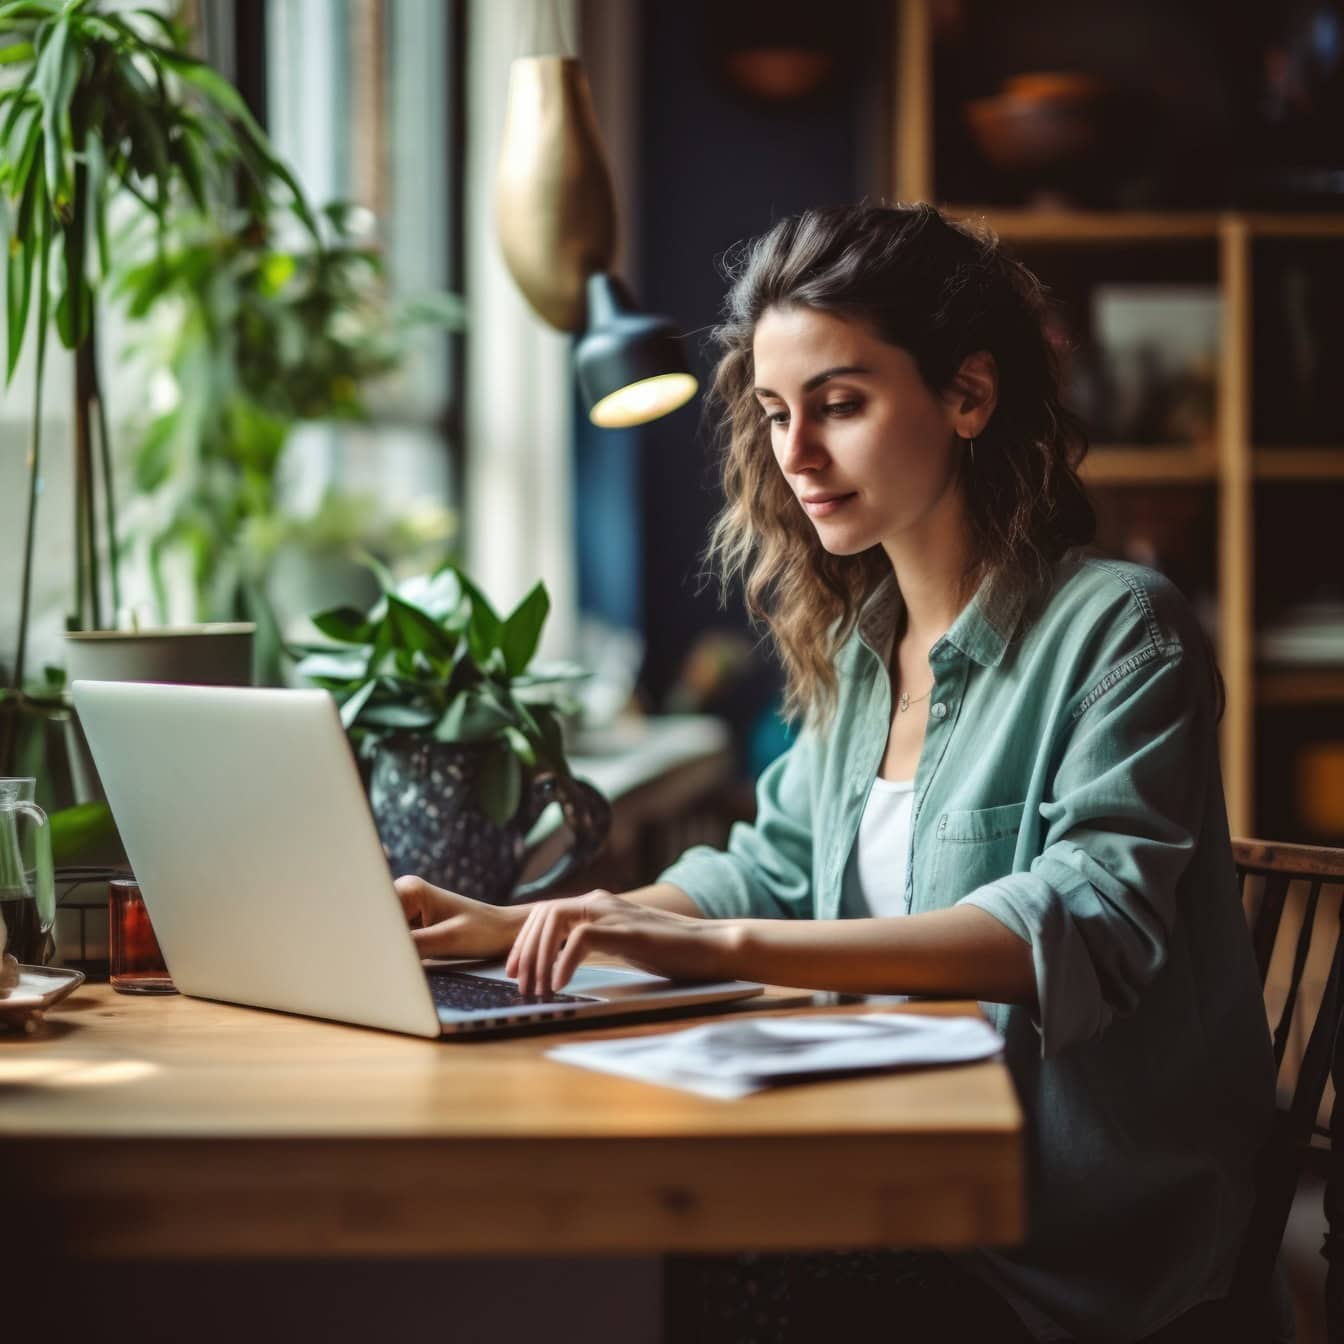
[{"xmin": 428, "ymin": 969, "xmax": 600, "ymax": 1013}]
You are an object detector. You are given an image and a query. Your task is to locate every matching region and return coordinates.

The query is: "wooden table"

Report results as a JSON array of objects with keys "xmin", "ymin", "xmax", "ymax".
[{"xmin": 0, "ymin": 985, "xmax": 1023, "ymax": 1261}]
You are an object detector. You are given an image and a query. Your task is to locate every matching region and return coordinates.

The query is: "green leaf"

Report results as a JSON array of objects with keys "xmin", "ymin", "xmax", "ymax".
[
  {"xmin": 433, "ymin": 692, "xmax": 513, "ymax": 743},
  {"xmin": 385, "ymin": 592, "xmax": 456, "ymax": 658},
  {"xmin": 114, "ymin": 55, "xmax": 172, "ymax": 223},
  {"xmin": 0, "ymin": 63, "xmax": 38, "ymax": 146},
  {"xmin": 0, "ymin": 1, "xmax": 60, "ymax": 19},
  {"xmin": 0, "ymin": 40, "xmax": 34, "ymax": 64},
  {"xmin": 358, "ymin": 703, "xmax": 437, "ymax": 730},
  {"xmin": 456, "ymin": 573, "xmax": 502, "ymax": 665},
  {"xmin": 49, "ymin": 801, "xmax": 114, "ymax": 864},
  {"xmin": 529, "ymin": 704, "xmax": 568, "ymax": 770},
  {"xmin": 364, "ymin": 613, "xmax": 395, "ymax": 680},
  {"xmin": 476, "ymin": 743, "xmax": 522, "ymax": 825},
  {"xmin": 295, "ymin": 649, "xmax": 366, "ymax": 683},
  {"xmin": 499, "ymin": 581, "xmax": 549, "ymax": 677},
  {"xmin": 503, "ymin": 725, "xmax": 536, "ymax": 766},
  {"xmin": 509, "ymin": 662, "xmax": 589, "ymax": 686},
  {"xmin": 6, "ymin": 229, "xmax": 33, "ymax": 383},
  {"xmin": 337, "ymin": 677, "xmax": 376, "ymax": 729},
  {"xmin": 167, "ymin": 124, "xmax": 206, "ymax": 213},
  {"xmin": 396, "ymin": 566, "xmax": 464, "ymax": 622},
  {"xmin": 157, "ymin": 55, "xmax": 258, "ymax": 131},
  {"xmin": 156, "ymin": 54, "xmax": 320, "ymax": 241},
  {"xmin": 129, "ymin": 8, "xmax": 188, "ymax": 49},
  {"xmin": 356, "ymin": 549, "xmax": 398, "ymax": 593},
  {"xmin": 35, "ymin": 16, "xmax": 72, "ymax": 207},
  {"xmin": 11, "ymin": 104, "xmax": 41, "ymax": 197},
  {"xmin": 310, "ymin": 605, "xmax": 374, "ymax": 645}
]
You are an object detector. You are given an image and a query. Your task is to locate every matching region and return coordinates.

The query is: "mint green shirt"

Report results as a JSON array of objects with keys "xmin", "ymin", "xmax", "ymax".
[{"xmin": 659, "ymin": 555, "xmax": 1275, "ymax": 1342}]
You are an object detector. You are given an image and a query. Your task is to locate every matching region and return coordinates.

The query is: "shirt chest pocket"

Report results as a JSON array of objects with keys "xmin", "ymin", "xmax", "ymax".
[{"xmin": 929, "ymin": 801, "xmax": 1027, "ymax": 904}]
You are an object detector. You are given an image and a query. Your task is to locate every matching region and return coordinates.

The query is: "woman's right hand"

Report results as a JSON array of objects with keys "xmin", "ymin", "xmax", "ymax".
[{"xmin": 393, "ymin": 875, "xmax": 526, "ymax": 959}]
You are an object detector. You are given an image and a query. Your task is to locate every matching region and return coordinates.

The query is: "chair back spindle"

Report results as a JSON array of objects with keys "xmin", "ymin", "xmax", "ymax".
[{"xmin": 1230, "ymin": 838, "xmax": 1344, "ymax": 1341}]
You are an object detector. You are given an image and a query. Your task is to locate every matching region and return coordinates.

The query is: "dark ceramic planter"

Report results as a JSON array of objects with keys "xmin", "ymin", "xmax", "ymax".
[{"xmin": 368, "ymin": 736, "xmax": 611, "ymax": 905}]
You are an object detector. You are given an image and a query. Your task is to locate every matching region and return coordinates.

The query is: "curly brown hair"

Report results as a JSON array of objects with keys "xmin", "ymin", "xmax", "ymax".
[{"xmin": 704, "ymin": 200, "xmax": 1097, "ymax": 727}]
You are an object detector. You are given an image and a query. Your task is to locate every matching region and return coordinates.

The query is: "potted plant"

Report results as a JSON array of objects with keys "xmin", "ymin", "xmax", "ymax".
[
  {"xmin": 294, "ymin": 561, "xmax": 611, "ymax": 905},
  {"xmin": 0, "ymin": 0, "xmax": 319, "ymax": 775},
  {"xmin": 113, "ymin": 202, "xmax": 465, "ymax": 684}
]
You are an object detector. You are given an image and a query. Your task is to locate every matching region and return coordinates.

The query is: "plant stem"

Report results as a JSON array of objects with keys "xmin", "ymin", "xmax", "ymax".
[
  {"xmin": 7, "ymin": 380, "xmax": 42, "ymax": 695},
  {"xmin": 89, "ymin": 307, "xmax": 120, "ymax": 618},
  {"xmin": 73, "ymin": 336, "xmax": 99, "ymax": 629}
]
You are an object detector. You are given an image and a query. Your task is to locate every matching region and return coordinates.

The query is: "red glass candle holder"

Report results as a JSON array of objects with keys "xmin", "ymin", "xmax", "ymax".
[{"xmin": 108, "ymin": 878, "xmax": 177, "ymax": 995}]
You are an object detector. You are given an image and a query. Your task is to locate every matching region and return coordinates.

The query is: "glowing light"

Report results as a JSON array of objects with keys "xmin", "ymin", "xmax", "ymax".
[{"xmin": 589, "ymin": 373, "xmax": 698, "ymax": 429}]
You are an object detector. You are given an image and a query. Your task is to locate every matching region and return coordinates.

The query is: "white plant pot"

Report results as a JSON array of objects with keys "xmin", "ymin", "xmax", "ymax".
[
  {"xmin": 64, "ymin": 623, "xmax": 256, "ymax": 688},
  {"xmin": 61, "ymin": 624, "xmax": 256, "ymax": 815}
]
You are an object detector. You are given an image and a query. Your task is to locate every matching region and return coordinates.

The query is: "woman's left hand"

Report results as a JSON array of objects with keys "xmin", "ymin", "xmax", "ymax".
[{"xmin": 505, "ymin": 890, "xmax": 736, "ymax": 996}]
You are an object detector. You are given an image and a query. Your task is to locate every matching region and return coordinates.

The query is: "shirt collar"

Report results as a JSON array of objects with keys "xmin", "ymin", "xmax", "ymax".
[{"xmin": 857, "ymin": 564, "xmax": 1031, "ymax": 668}]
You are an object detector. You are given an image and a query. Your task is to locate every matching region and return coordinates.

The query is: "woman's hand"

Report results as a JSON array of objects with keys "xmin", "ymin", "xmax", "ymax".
[
  {"xmin": 505, "ymin": 889, "xmax": 738, "ymax": 996},
  {"xmin": 394, "ymin": 875, "xmax": 526, "ymax": 959}
]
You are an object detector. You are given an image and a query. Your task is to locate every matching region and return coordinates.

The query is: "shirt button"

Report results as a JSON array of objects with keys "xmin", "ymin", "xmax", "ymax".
[{"xmin": 931, "ymin": 702, "xmax": 948, "ymax": 720}]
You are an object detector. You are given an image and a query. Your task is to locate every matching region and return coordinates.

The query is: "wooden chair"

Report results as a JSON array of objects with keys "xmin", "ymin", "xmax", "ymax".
[{"xmin": 1231, "ymin": 837, "xmax": 1344, "ymax": 1341}]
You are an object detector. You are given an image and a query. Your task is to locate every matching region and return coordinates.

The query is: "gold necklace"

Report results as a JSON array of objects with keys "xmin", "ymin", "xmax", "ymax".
[{"xmin": 898, "ymin": 686, "xmax": 933, "ymax": 713}]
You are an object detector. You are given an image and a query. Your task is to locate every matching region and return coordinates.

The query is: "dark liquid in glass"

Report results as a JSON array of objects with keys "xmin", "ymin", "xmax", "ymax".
[
  {"xmin": 0, "ymin": 894, "xmax": 46, "ymax": 965},
  {"xmin": 109, "ymin": 881, "xmax": 176, "ymax": 994}
]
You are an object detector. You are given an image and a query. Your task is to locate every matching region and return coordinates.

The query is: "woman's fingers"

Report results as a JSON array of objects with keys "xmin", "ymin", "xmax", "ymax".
[
  {"xmin": 411, "ymin": 915, "xmax": 470, "ymax": 957},
  {"xmin": 503, "ymin": 892, "xmax": 618, "ymax": 995},
  {"xmin": 403, "ymin": 890, "xmax": 521, "ymax": 960},
  {"xmin": 506, "ymin": 901, "xmax": 547, "ymax": 989},
  {"xmin": 552, "ymin": 921, "xmax": 607, "ymax": 991},
  {"xmin": 393, "ymin": 874, "xmax": 433, "ymax": 925},
  {"xmin": 535, "ymin": 901, "xmax": 580, "ymax": 997}
]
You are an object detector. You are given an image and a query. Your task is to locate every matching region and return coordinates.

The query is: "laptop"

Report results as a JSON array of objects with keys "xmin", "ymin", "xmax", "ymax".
[{"xmin": 71, "ymin": 680, "xmax": 764, "ymax": 1038}]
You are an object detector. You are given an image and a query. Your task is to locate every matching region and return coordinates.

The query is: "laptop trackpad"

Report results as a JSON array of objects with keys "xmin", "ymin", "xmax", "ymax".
[{"xmin": 462, "ymin": 962, "xmax": 666, "ymax": 993}]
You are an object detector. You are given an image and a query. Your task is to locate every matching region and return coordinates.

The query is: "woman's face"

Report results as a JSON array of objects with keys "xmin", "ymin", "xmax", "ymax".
[{"xmin": 751, "ymin": 304, "xmax": 986, "ymax": 558}]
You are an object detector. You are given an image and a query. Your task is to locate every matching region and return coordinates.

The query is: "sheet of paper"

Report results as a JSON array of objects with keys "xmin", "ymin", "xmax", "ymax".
[{"xmin": 546, "ymin": 1012, "xmax": 1004, "ymax": 1100}]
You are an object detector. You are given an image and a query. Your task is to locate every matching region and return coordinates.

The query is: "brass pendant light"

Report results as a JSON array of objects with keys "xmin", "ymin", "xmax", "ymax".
[
  {"xmin": 495, "ymin": 54, "xmax": 617, "ymax": 332},
  {"xmin": 493, "ymin": 9, "xmax": 697, "ymax": 428}
]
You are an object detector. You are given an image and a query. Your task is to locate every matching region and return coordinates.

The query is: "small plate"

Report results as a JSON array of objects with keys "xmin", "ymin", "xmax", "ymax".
[{"xmin": 0, "ymin": 965, "xmax": 86, "ymax": 1030}]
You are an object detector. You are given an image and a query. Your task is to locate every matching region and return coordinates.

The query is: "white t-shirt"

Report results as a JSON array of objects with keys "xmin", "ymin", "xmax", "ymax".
[{"xmin": 839, "ymin": 775, "xmax": 915, "ymax": 918}]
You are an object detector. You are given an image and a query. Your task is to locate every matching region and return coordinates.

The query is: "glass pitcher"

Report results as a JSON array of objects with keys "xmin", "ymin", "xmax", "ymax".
[{"xmin": 0, "ymin": 778, "xmax": 56, "ymax": 967}]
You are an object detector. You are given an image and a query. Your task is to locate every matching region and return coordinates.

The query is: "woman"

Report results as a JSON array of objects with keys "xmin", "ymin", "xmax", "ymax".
[{"xmin": 397, "ymin": 203, "xmax": 1277, "ymax": 1343}]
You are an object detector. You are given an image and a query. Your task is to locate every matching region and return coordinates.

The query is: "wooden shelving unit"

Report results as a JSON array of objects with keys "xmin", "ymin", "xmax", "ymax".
[
  {"xmin": 892, "ymin": 0, "xmax": 1344, "ymax": 837},
  {"xmin": 1254, "ymin": 450, "xmax": 1344, "ymax": 482},
  {"xmin": 1079, "ymin": 447, "xmax": 1216, "ymax": 485},
  {"xmin": 1258, "ymin": 671, "xmax": 1344, "ymax": 709}
]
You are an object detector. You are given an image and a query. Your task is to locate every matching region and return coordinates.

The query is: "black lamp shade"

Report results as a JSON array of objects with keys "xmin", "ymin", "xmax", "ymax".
[{"xmin": 575, "ymin": 273, "xmax": 698, "ymax": 428}]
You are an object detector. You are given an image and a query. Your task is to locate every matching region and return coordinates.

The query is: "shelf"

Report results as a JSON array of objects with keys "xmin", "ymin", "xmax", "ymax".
[
  {"xmin": 1245, "ymin": 217, "xmax": 1344, "ymax": 239},
  {"xmin": 943, "ymin": 208, "xmax": 1219, "ymax": 242},
  {"xmin": 1080, "ymin": 447, "xmax": 1216, "ymax": 484},
  {"xmin": 942, "ymin": 208, "xmax": 1344, "ymax": 245},
  {"xmin": 1258, "ymin": 669, "xmax": 1344, "ymax": 707},
  {"xmin": 1253, "ymin": 449, "xmax": 1344, "ymax": 481}
]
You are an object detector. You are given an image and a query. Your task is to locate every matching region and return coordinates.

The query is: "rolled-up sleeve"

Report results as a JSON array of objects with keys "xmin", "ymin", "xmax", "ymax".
[
  {"xmin": 959, "ymin": 644, "xmax": 1206, "ymax": 1057},
  {"xmin": 656, "ymin": 726, "xmax": 817, "ymax": 920}
]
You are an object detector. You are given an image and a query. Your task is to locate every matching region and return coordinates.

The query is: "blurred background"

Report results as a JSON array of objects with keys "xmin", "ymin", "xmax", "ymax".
[{"xmin": 3, "ymin": 0, "xmax": 1342, "ymax": 851}]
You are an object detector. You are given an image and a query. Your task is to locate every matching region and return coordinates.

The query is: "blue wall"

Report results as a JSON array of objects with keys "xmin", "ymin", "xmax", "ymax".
[{"xmin": 574, "ymin": 0, "xmax": 889, "ymax": 759}]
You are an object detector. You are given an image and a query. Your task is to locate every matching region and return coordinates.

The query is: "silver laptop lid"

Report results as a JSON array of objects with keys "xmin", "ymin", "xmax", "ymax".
[{"xmin": 72, "ymin": 681, "xmax": 441, "ymax": 1037}]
